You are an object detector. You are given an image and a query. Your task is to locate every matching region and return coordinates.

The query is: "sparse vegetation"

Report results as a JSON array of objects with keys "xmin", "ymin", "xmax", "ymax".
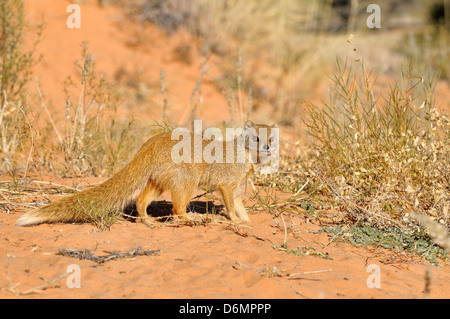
[
  {"xmin": 0, "ymin": 0, "xmax": 42, "ymax": 105},
  {"xmin": 250, "ymin": 57, "xmax": 449, "ymax": 263},
  {"xmin": 304, "ymin": 58, "xmax": 449, "ymax": 230},
  {"xmin": 248, "ymin": 55, "xmax": 449, "ymax": 263},
  {"xmin": 317, "ymin": 225, "xmax": 447, "ymax": 266},
  {"xmin": 121, "ymin": 0, "xmax": 450, "ymax": 127},
  {"xmin": 32, "ymin": 44, "xmax": 146, "ymax": 177},
  {"xmin": 0, "ymin": 0, "xmax": 42, "ymax": 172},
  {"xmin": 74, "ymin": 194, "xmax": 122, "ymax": 230},
  {"xmin": 1, "ymin": 0, "xmax": 450, "ymax": 301},
  {"xmin": 0, "ymin": 0, "xmax": 449, "ymax": 269},
  {"xmin": 273, "ymin": 243, "xmax": 333, "ymax": 260}
]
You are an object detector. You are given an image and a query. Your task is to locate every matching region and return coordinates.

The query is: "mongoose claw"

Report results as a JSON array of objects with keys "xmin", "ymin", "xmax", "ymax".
[{"xmin": 141, "ymin": 217, "xmax": 160, "ymax": 228}]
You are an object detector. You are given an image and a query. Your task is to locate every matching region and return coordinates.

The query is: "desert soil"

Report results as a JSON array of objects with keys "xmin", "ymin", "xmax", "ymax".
[
  {"xmin": 0, "ymin": 0, "xmax": 448, "ymax": 299},
  {"xmin": 0, "ymin": 175, "xmax": 449, "ymax": 299}
]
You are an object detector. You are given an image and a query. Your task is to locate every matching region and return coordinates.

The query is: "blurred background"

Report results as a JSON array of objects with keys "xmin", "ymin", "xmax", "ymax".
[
  {"xmin": 22, "ymin": 0, "xmax": 449, "ymax": 128},
  {"xmin": 1, "ymin": 0, "xmax": 449, "ymax": 175},
  {"xmin": 0, "ymin": 0, "xmax": 447, "ymax": 251}
]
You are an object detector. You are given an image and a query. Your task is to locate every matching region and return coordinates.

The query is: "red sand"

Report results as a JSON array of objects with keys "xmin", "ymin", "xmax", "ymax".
[{"xmin": 1, "ymin": 0, "xmax": 448, "ymax": 299}]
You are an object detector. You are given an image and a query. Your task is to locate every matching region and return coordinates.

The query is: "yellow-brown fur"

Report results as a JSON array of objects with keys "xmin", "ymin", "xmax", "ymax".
[{"xmin": 17, "ymin": 121, "xmax": 278, "ymax": 227}]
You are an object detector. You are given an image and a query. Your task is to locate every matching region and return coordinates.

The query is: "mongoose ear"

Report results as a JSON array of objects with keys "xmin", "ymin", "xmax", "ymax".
[
  {"xmin": 271, "ymin": 123, "xmax": 278, "ymax": 128},
  {"xmin": 244, "ymin": 120, "xmax": 255, "ymax": 129}
]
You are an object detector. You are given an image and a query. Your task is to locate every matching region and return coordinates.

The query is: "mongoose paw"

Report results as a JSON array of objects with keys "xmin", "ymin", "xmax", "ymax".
[
  {"xmin": 172, "ymin": 213, "xmax": 193, "ymax": 221},
  {"xmin": 141, "ymin": 217, "xmax": 160, "ymax": 228},
  {"xmin": 227, "ymin": 215, "xmax": 242, "ymax": 223}
]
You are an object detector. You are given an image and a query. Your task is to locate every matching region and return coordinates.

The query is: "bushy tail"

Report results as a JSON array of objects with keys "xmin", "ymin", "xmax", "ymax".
[{"xmin": 17, "ymin": 156, "xmax": 151, "ymax": 226}]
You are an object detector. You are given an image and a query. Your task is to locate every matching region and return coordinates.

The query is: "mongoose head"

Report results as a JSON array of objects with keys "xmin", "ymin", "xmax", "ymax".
[{"xmin": 242, "ymin": 120, "xmax": 279, "ymax": 164}]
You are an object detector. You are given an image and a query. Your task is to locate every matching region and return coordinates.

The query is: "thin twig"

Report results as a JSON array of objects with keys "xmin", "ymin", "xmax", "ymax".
[
  {"xmin": 293, "ymin": 179, "xmax": 309, "ymax": 197},
  {"xmin": 323, "ymin": 225, "xmax": 348, "ymax": 248},
  {"xmin": 16, "ymin": 103, "xmax": 34, "ymax": 179},
  {"xmin": 280, "ymin": 213, "xmax": 288, "ymax": 248},
  {"xmin": 287, "ymin": 269, "xmax": 332, "ymax": 277},
  {"xmin": 2, "ymin": 257, "xmax": 69, "ymax": 296},
  {"xmin": 30, "ymin": 180, "xmax": 81, "ymax": 191},
  {"xmin": 35, "ymin": 77, "xmax": 63, "ymax": 143},
  {"xmin": 213, "ymin": 219, "xmax": 253, "ymax": 229}
]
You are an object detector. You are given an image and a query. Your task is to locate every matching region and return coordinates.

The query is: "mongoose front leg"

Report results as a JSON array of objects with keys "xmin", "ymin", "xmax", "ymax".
[
  {"xmin": 219, "ymin": 186, "xmax": 240, "ymax": 222},
  {"xmin": 234, "ymin": 196, "xmax": 250, "ymax": 222}
]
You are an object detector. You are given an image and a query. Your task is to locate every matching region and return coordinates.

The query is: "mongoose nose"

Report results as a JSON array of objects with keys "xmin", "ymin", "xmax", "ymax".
[{"xmin": 263, "ymin": 144, "xmax": 270, "ymax": 150}]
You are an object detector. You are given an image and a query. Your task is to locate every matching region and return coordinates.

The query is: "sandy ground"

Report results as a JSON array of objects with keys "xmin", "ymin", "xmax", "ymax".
[
  {"xmin": 1, "ymin": 0, "xmax": 448, "ymax": 299},
  {"xmin": 0, "ymin": 175, "xmax": 449, "ymax": 299}
]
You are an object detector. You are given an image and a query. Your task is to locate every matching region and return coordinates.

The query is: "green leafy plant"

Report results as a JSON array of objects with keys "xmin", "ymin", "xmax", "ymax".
[
  {"xmin": 317, "ymin": 225, "xmax": 447, "ymax": 266},
  {"xmin": 75, "ymin": 194, "xmax": 121, "ymax": 231}
]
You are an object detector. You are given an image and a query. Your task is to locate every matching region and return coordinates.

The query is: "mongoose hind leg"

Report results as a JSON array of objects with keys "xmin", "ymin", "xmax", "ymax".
[
  {"xmin": 136, "ymin": 180, "xmax": 161, "ymax": 227},
  {"xmin": 171, "ymin": 184, "xmax": 195, "ymax": 222}
]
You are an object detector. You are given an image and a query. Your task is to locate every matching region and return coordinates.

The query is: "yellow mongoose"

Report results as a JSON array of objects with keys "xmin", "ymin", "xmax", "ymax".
[{"xmin": 17, "ymin": 121, "xmax": 278, "ymax": 227}]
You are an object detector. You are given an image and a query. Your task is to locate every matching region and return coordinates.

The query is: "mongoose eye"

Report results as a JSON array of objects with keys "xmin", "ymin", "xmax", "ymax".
[
  {"xmin": 269, "ymin": 136, "xmax": 275, "ymax": 143},
  {"xmin": 253, "ymin": 136, "xmax": 259, "ymax": 143}
]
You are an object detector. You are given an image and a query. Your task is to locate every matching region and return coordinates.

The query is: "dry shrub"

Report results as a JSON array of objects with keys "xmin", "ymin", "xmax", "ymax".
[
  {"xmin": 121, "ymin": 0, "xmax": 344, "ymax": 125},
  {"xmin": 121, "ymin": 1, "xmax": 449, "ymax": 129},
  {"xmin": 0, "ymin": 0, "xmax": 42, "ymax": 173},
  {"xmin": 33, "ymin": 44, "xmax": 145, "ymax": 177},
  {"xmin": 305, "ymin": 58, "xmax": 449, "ymax": 230},
  {"xmin": 125, "ymin": 0, "xmax": 190, "ymax": 35},
  {"xmin": 0, "ymin": 99, "xmax": 31, "ymax": 173}
]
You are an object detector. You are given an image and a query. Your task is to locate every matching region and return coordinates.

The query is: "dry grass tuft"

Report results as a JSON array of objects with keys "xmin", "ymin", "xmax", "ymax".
[{"xmin": 303, "ymin": 58, "xmax": 449, "ymax": 231}]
